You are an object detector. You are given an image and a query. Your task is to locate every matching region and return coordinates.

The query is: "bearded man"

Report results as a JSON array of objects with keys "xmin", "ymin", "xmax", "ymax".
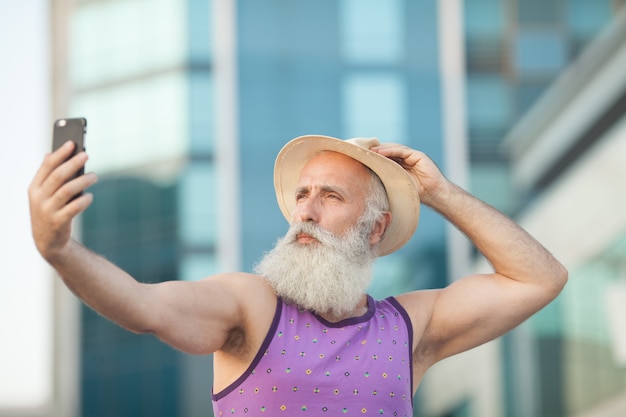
[{"xmin": 29, "ymin": 135, "xmax": 567, "ymax": 416}]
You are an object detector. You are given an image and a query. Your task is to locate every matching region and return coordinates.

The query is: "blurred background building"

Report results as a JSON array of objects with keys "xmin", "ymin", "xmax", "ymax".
[{"xmin": 1, "ymin": 0, "xmax": 625, "ymax": 416}]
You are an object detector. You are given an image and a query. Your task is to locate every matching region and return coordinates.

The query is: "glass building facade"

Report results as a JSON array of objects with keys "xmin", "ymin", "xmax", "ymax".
[
  {"xmin": 45, "ymin": 0, "xmax": 626, "ymax": 416},
  {"xmin": 464, "ymin": 0, "xmax": 618, "ymax": 214},
  {"xmin": 500, "ymin": 6, "xmax": 626, "ymax": 416},
  {"xmin": 64, "ymin": 0, "xmax": 217, "ymax": 415}
]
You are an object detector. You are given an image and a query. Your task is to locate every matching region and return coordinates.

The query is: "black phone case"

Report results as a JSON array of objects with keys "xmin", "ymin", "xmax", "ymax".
[{"xmin": 52, "ymin": 117, "xmax": 87, "ymax": 198}]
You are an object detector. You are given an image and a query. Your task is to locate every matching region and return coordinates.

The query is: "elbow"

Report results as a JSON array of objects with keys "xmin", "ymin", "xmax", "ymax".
[
  {"xmin": 549, "ymin": 262, "xmax": 569, "ymax": 298},
  {"xmin": 120, "ymin": 318, "xmax": 156, "ymax": 336},
  {"xmin": 557, "ymin": 262, "xmax": 569, "ymax": 288},
  {"xmin": 126, "ymin": 325, "xmax": 155, "ymax": 335}
]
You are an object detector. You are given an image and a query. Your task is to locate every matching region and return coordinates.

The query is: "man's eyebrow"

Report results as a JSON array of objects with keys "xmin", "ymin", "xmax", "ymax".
[
  {"xmin": 295, "ymin": 184, "xmax": 348, "ymax": 196},
  {"xmin": 319, "ymin": 185, "xmax": 347, "ymax": 195},
  {"xmin": 295, "ymin": 185, "xmax": 310, "ymax": 195}
]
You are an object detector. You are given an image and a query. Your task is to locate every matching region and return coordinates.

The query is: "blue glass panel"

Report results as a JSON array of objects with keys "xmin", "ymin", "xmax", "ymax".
[
  {"xmin": 189, "ymin": 72, "xmax": 214, "ymax": 154},
  {"xmin": 70, "ymin": 0, "xmax": 186, "ymax": 88},
  {"xmin": 466, "ymin": 74, "xmax": 512, "ymax": 130},
  {"xmin": 178, "ymin": 163, "xmax": 217, "ymax": 246},
  {"xmin": 71, "ymin": 72, "xmax": 189, "ymax": 174},
  {"xmin": 470, "ymin": 162, "xmax": 514, "ymax": 215},
  {"xmin": 567, "ymin": 0, "xmax": 612, "ymax": 37},
  {"xmin": 515, "ymin": 30, "xmax": 567, "ymax": 74},
  {"xmin": 340, "ymin": 0, "xmax": 404, "ymax": 64},
  {"xmin": 518, "ymin": 0, "xmax": 559, "ymax": 24},
  {"xmin": 342, "ymin": 72, "xmax": 407, "ymax": 143},
  {"xmin": 464, "ymin": 0, "xmax": 504, "ymax": 38},
  {"xmin": 180, "ymin": 254, "xmax": 218, "ymax": 281},
  {"xmin": 188, "ymin": 0, "xmax": 212, "ymax": 61}
]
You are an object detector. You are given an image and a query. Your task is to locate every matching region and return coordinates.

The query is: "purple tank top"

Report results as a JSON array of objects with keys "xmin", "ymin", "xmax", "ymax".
[{"xmin": 212, "ymin": 295, "xmax": 414, "ymax": 416}]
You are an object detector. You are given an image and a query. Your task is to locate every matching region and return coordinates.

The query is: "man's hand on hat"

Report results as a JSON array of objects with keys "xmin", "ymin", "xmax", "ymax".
[{"xmin": 370, "ymin": 143, "xmax": 448, "ymax": 207}]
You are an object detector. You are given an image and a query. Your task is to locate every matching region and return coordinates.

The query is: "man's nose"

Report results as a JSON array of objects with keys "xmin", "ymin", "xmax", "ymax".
[{"xmin": 296, "ymin": 196, "xmax": 320, "ymax": 223}]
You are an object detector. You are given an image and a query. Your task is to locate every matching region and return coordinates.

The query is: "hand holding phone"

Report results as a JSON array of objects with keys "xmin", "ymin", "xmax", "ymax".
[{"xmin": 52, "ymin": 117, "xmax": 87, "ymax": 199}]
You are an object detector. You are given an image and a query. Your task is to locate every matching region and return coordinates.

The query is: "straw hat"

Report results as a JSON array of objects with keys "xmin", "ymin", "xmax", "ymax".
[{"xmin": 274, "ymin": 135, "xmax": 420, "ymax": 256}]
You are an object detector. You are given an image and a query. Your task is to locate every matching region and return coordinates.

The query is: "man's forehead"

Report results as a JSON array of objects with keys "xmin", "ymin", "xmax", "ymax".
[
  {"xmin": 301, "ymin": 151, "xmax": 379, "ymax": 186},
  {"xmin": 304, "ymin": 150, "xmax": 368, "ymax": 170},
  {"xmin": 297, "ymin": 153, "xmax": 371, "ymax": 197}
]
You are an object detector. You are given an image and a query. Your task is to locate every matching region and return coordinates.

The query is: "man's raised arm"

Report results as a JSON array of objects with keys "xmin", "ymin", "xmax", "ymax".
[
  {"xmin": 372, "ymin": 143, "xmax": 568, "ymax": 364},
  {"xmin": 27, "ymin": 141, "xmax": 260, "ymax": 355}
]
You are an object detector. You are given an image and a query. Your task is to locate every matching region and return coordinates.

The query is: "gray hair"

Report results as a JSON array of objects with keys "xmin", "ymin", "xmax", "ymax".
[
  {"xmin": 354, "ymin": 168, "xmax": 390, "ymax": 256},
  {"xmin": 365, "ymin": 168, "xmax": 389, "ymax": 213}
]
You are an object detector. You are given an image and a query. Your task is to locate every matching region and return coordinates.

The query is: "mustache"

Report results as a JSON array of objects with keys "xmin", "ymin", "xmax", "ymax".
[
  {"xmin": 283, "ymin": 221, "xmax": 373, "ymax": 259},
  {"xmin": 285, "ymin": 222, "xmax": 341, "ymax": 247}
]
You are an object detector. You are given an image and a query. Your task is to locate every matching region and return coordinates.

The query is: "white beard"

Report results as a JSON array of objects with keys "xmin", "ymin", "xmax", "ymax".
[{"xmin": 254, "ymin": 221, "xmax": 376, "ymax": 319}]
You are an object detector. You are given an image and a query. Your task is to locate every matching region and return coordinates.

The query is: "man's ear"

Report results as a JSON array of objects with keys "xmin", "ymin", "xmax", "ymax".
[{"xmin": 369, "ymin": 211, "xmax": 392, "ymax": 246}]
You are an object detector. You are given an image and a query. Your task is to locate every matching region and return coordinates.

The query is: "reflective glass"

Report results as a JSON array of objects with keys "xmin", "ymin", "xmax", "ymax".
[
  {"xmin": 70, "ymin": 0, "xmax": 186, "ymax": 88},
  {"xmin": 189, "ymin": 72, "xmax": 215, "ymax": 154},
  {"xmin": 180, "ymin": 254, "xmax": 218, "ymax": 282},
  {"xmin": 517, "ymin": 79, "xmax": 551, "ymax": 115},
  {"xmin": 178, "ymin": 163, "xmax": 217, "ymax": 247},
  {"xmin": 71, "ymin": 72, "xmax": 188, "ymax": 174},
  {"xmin": 470, "ymin": 163, "xmax": 515, "ymax": 215},
  {"xmin": 342, "ymin": 72, "xmax": 407, "ymax": 143},
  {"xmin": 81, "ymin": 177, "xmax": 180, "ymax": 417},
  {"xmin": 547, "ymin": 241, "xmax": 626, "ymax": 412},
  {"xmin": 518, "ymin": 0, "xmax": 560, "ymax": 24},
  {"xmin": 188, "ymin": 0, "xmax": 213, "ymax": 61},
  {"xmin": 340, "ymin": 0, "xmax": 404, "ymax": 64},
  {"xmin": 567, "ymin": 0, "xmax": 612, "ymax": 37},
  {"xmin": 466, "ymin": 74, "xmax": 513, "ymax": 130},
  {"xmin": 464, "ymin": 0, "xmax": 504, "ymax": 38},
  {"xmin": 515, "ymin": 30, "xmax": 567, "ymax": 73}
]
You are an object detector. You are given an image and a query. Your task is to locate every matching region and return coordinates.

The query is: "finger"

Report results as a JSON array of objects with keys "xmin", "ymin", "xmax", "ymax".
[
  {"xmin": 31, "ymin": 141, "xmax": 77, "ymax": 188},
  {"xmin": 45, "ymin": 192, "xmax": 95, "ymax": 238},
  {"xmin": 371, "ymin": 143, "xmax": 414, "ymax": 156},
  {"xmin": 371, "ymin": 142, "xmax": 405, "ymax": 151},
  {"xmin": 58, "ymin": 192, "xmax": 95, "ymax": 222},
  {"xmin": 41, "ymin": 151, "xmax": 89, "ymax": 197},
  {"xmin": 371, "ymin": 144, "xmax": 421, "ymax": 167},
  {"xmin": 50, "ymin": 172, "xmax": 98, "ymax": 210}
]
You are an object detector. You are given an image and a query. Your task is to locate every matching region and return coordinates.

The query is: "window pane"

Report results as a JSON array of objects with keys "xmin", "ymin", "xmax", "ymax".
[
  {"xmin": 340, "ymin": 0, "xmax": 404, "ymax": 64},
  {"xmin": 567, "ymin": 0, "xmax": 612, "ymax": 38},
  {"xmin": 180, "ymin": 254, "xmax": 218, "ymax": 282},
  {"xmin": 466, "ymin": 74, "xmax": 513, "ymax": 131},
  {"xmin": 515, "ymin": 30, "xmax": 567, "ymax": 74},
  {"xmin": 342, "ymin": 73, "xmax": 407, "ymax": 142},
  {"xmin": 518, "ymin": 0, "xmax": 560, "ymax": 24},
  {"xmin": 70, "ymin": 0, "xmax": 186, "ymax": 88},
  {"xmin": 71, "ymin": 72, "xmax": 188, "ymax": 174},
  {"xmin": 464, "ymin": 0, "xmax": 505, "ymax": 38},
  {"xmin": 178, "ymin": 163, "xmax": 217, "ymax": 247}
]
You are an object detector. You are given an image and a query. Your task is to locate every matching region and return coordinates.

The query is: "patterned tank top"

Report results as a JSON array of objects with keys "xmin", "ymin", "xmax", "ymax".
[{"xmin": 212, "ymin": 295, "xmax": 414, "ymax": 416}]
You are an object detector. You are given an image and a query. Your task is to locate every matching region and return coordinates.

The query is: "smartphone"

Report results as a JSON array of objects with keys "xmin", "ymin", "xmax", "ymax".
[{"xmin": 52, "ymin": 117, "xmax": 87, "ymax": 198}]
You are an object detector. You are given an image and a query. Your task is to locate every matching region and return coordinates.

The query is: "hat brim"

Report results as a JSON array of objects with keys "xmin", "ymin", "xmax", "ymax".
[{"xmin": 274, "ymin": 135, "xmax": 420, "ymax": 256}]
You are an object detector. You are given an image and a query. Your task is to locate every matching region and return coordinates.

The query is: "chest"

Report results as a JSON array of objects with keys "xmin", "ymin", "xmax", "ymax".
[{"xmin": 219, "ymin": 304, "xmax": 413, "ymax": 415}]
